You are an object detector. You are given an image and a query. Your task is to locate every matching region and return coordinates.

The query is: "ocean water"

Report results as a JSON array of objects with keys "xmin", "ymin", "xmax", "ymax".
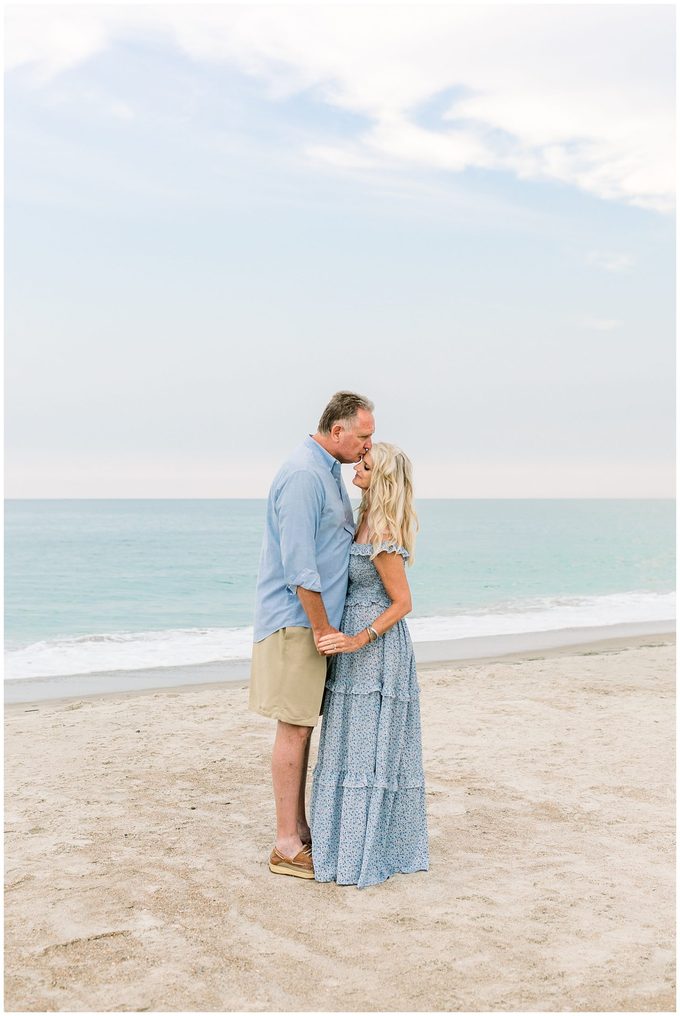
[{"xmin": 5, "ymin": 499, "xmax": 675, "ymax": 680}]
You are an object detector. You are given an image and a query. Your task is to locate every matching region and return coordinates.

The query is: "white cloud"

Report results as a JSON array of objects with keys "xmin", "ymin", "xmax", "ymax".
[
  {"xmin": 5, "ymin": 6, "xmax": 126, "ymax": 82},
  {"xmin": 109, "ymin": 100, "xmax": 135, "ymax": 121},
  {"xmin": 581, "ymin": 317, "xmax": 623, "ymax": 332},
  {"xmin": 305, "ymin": 143, "xmax": 379, "ymax": 172},
  {"xmin": 5, "ymin": 4, "xmax": 675, "ymax": 212},
  {"xmin": 586, "ymin": 251, "xmax": 635, "ymax": 273}
]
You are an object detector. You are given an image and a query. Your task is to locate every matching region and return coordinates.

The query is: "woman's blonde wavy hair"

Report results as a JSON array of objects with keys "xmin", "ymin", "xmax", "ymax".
[{"xmin": 356, "ymin": 442, "xmax": 418, "ymax": 565}]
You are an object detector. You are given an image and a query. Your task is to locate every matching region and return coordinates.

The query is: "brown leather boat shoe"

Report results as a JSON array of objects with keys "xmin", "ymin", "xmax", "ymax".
[{"xmin": 269, "ymin": 844, "xmax": 315, "ymax": 879}]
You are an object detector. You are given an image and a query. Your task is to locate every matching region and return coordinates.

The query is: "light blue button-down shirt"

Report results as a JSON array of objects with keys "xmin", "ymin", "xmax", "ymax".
[{"xmin": 253, "ymin": 436, "xmax": 355, "ymax": 642}]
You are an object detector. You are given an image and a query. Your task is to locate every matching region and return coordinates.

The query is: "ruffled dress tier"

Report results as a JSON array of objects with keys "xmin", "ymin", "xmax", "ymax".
[{"xmin": 310, "ymin": 542, "xmax": 429, "ymax": 888}]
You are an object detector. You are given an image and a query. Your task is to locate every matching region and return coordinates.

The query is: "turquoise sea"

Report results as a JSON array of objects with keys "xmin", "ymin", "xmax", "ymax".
[{"xmin": 4, "ymin": 499, "xmax": 675, "ymax": 680}]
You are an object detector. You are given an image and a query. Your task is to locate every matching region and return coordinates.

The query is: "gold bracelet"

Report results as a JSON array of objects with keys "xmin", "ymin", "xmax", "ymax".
[{"xmin": 367, "ymin": 625, "xmax": 379, "ymax": 642}]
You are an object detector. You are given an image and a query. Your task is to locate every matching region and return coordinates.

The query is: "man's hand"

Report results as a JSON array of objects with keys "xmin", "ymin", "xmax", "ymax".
[{"xmin": 313, "ymin": 626, "xmax": 339, "ymax": 653}]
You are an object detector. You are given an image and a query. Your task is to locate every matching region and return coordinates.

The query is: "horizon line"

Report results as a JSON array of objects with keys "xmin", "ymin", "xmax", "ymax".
[{"xmin": 4, "ymin": 496, "xmax": 676, "ymax": 502}]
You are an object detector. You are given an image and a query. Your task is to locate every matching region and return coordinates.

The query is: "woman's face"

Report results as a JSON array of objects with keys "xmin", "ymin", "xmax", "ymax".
[{"xmin": 352, "ymin": 450, "xmax": 373, "ymax": 491}]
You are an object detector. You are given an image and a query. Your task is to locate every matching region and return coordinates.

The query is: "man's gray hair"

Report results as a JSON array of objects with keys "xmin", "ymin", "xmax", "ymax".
[{"xmin": 318, "ymin": 391, "xmax": 374, "ymax": 435}]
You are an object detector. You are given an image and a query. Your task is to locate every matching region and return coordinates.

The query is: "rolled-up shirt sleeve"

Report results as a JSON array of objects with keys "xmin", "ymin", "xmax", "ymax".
[{"xmin": 275, "ymin": 469, "xmax": 324, "ymax": 594}]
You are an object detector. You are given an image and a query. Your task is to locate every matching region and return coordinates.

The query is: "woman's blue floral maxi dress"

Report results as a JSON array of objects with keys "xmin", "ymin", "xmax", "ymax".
[{"xmin": 310, "ymin": 542, "xmax": 429, "ymax": 888}]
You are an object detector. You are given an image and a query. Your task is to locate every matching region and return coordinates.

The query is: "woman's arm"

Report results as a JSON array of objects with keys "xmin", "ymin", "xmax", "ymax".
[
  {"xmin": 367, "ymin": 550, "xmax": 412, "ymax": 633},
  {"xmin": 318, "ymin": 550, "xmax": 412, "ymax": 655}
]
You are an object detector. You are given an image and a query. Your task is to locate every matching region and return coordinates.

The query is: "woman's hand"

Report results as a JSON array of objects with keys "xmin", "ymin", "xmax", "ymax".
[{"xmin": 317, "ymin": 631, "xmax": 361, "ymax": 656}]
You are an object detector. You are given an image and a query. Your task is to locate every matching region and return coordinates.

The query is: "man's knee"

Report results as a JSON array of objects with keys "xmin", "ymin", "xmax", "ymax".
[{"xmin": 277, "ymin": 720, "xmax": 313, "ymax": 743}]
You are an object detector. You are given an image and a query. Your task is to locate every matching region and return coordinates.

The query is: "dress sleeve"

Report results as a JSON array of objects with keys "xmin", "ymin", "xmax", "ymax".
[
  {"xmin": 275, "ymin": 470, "xmax": 324, "ymax": 594},
  {"xmin": 378, "ymin": 541, "xmax": 409, "ymax": 559},
  {"xmin": 352, "ymin": 541, "xmax": 409, "ymax": 559}
]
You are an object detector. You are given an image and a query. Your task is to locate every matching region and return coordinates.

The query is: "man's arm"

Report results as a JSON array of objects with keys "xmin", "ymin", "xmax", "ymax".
[
  {"xmin": 296, "ymin": 588, "xmax": 338, "ymax": 648},
  {"xmin": 276, "ymin": 470, "xmax": 339, "ymax": 649}
]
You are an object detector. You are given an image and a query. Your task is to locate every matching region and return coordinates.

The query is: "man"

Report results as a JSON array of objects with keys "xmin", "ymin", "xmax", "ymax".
[{"xmin": 249, "ymin": 391, "xmax": 375, "ymax": 879}]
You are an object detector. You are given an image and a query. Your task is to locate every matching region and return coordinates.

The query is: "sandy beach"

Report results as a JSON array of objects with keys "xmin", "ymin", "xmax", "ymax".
[{"xmin": 4, "ymin": 633, "xmax": 675, "ymax": 1012}]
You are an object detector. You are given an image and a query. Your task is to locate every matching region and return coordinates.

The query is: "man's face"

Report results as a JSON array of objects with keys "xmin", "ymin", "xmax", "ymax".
[{"xmin": 333, "ymin": 409, "xmax": 375, "ymax": 463}]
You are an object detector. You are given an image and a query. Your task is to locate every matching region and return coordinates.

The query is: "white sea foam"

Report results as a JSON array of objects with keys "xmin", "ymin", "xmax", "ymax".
[
  {"xmin": 406, "ymin": 590, "xmax": 675, "ymax": 641},
  {"xmin": 4, "ymin": 591, "xmax": 675, "ymax": 681}
]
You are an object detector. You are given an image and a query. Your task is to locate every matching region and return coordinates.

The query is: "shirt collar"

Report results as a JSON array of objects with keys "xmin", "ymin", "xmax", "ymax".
[{"xmin": 305, "ymin": 435, "xmax": 341, "ymax": 474}]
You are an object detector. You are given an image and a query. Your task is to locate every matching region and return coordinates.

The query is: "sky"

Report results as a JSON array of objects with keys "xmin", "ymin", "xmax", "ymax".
[{"xmin": 4, "ymin": 2, "xmax": 676, "ymax": 497}]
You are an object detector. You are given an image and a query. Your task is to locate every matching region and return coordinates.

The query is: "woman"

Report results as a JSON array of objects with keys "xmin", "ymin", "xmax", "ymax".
[{"xmin": 310, "ymin": 442, "xmax": 429, "ymax": 888}]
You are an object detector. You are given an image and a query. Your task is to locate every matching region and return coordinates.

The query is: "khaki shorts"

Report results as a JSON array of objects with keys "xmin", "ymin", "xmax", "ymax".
[{"xmin": 248, "ymin": 626, "xmax": 328, "ymax": 727}]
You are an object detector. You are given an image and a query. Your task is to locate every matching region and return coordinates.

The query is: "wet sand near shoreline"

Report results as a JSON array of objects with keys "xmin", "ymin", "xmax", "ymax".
[{"xmin": 4, "ymin": 635, "xmax": 675, "ymax": 1011}]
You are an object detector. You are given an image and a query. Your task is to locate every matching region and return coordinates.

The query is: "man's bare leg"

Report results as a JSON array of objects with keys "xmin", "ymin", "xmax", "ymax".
[
  {"xmin": 272, "ymin": 719, "xmax": 312, "ymax": 858},
  {"xmin": 297, "ymin": 735, "xmax": 312, "ymax": 846}
]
